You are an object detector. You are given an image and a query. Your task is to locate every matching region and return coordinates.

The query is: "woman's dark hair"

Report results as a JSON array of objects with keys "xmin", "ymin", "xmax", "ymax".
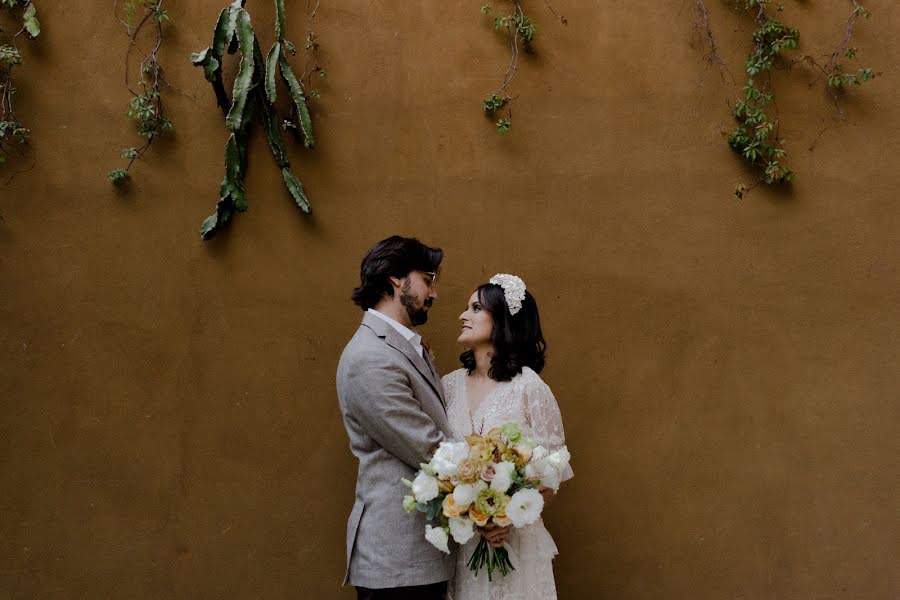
[
  {"xmin": 460, "ymin": 283, "xmax": 546, "ymax": 381},
  {"xmin": 351, "ymin": 236, "xmax": 443, "ymax": 310}
]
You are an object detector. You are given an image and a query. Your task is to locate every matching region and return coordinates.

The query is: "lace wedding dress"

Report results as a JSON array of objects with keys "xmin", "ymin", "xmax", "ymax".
[{"xmin": 443, "ymin": 367, "xmax": 573, "ymax": 600}]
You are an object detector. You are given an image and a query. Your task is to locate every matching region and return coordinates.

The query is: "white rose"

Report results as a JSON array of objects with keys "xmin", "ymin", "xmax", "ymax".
[
  {"xmin": 546, "ymin": 447, "xmax": 571, "ymax": 474},
  {"xmin": 448, "ymin": 515, "xmax": 476, "ymax": 544},
  {"xmin": 506, "ymin": 488, "xmax": 545, "ymax": 528},
  {"xmin": 452, "ymin": 480, "xmax": 486, "ymax": 509},
  {"xmin": 530, "ymin": 445, "xmax": 549, "ymax": 462},
  {"xmin": 490, "ymin": 461, "xmax": 516, "ymax": 494},
  {"xmin": 412, "ymin": 472, "xmax": 439, "ymax": 503},
  {"xmin": 430, "ymin": 442, "xmax": 469, "ymax": 478},
  {"xmin": 425, "ymin": 524, "xmax": 450, "ymax": 554},
  {"xmin": 539, "ymin": 467, "xmax": 560, "ymax": 491}
]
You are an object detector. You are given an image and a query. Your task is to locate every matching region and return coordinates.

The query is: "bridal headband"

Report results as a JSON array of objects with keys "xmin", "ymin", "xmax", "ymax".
[{"xmin": 489, "ymin": 273, "xmax": 526, "ymax": 316}]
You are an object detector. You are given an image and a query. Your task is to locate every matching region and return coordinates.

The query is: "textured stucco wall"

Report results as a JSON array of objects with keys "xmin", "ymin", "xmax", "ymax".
[{"xmin": 1, "ymin": 1, "xmax": 898, "ymax": 598}]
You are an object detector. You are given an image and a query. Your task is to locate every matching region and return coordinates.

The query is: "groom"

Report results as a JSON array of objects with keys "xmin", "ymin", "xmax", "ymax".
[{"xmin": 336, "ymin": 236, "xmax": 455, "ymax": 599}]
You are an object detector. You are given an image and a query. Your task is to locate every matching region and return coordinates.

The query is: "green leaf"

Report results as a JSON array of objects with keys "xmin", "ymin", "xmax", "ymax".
[
  {"xmin": 282, "ymin": 167, "xmax": 311, "ymax": 213},
  {"xmin": 265, "ymin": 42, "xmax": 280, "ymax": 104},
  {"xmin": 258, "ymin": 85, "xmax": 288, "ymax": 168},
  {"xmin": 279, "ymin": 54, "xmax": 314, "ymax": 148},
  {"xmin": 22, "ymin": 3, "xmax": 40, "ymax": 37},
  {"xmin": 225, "ymin": 9, "xmax": 256, "ymax": 132},
  {"xmin": 0, "ymin": 45, "xmax": 22, "ymax": 66},
  {"xmin": 107, "ymin": 168, "xmax": 130, "ymax": 184},
  {"xmin": 200, "ymin": 196, "xmax": 235, "ymax": 240},
  {"xmin": 192, "ymin": 4, "xmax": 241, "ymax": 113},
  {"xmin": 274, "ymin": 0, "xmax": 286, "ymax": 41}
]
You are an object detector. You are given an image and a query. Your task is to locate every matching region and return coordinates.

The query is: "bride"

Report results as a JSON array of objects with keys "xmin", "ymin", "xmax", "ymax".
[{"xmin": 443, "ymin": 274, "xmax": 573, "ymax": 600}]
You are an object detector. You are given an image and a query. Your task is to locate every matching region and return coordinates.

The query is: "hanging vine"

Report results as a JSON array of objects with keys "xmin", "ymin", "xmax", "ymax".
[
  {"xmin": 692, "ymin": 0, "xmax": 877, "ymax": 198},
  {"xmin": 479, "ymin": 1, "xmax": 565, "ymax": 133},
  {"xmin": 191, "ymin": 0, "xmax": 323, "ymax": 240},
  {"xmin": 108, "ymin": 0, "xmax": 173, "ymax": 185},
  {"xmin": 0, "ymin": 0, "xmax": 39, "ymax": 167}
]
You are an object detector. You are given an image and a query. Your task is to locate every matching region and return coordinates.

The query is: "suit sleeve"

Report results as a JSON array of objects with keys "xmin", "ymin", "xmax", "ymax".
[{"xmin": 342, "ymin": 354, "xmax": 445, "ymax": 469}]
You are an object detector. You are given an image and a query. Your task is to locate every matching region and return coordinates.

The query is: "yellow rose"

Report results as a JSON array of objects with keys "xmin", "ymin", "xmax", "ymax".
[
  {"xmin": 468, "ymin": 505, "xmax": 489, "ymax": 526},
  {"xmin": 438, "ymin": 478, "xmax": 454, "ymax": 494},
  {"xmin": 515, "ymin": 445, "xmax": 532, "ymax": 463},
  {"xmin": 466, "ymin": 434, "xmax": 493, "ymax": 463},
  {"xmin": 443, "ymin": 494, "xmax": 461, "ymax": 518},
  {"xmin": 456, "ymin": 458, "xmax": 480, "ymax": 484},
  {"xmin": 485, "ymin": 426, "xmax": 503, "ymax": 440}
]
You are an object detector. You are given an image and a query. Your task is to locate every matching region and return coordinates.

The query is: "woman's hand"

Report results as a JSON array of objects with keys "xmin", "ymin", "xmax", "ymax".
[
  {"xmin": 539, "ymin": 486, "xmax": 555, "ymax": 504},
  {"xmin": 478, "ymin": 522, "xmax": 513, "ymax": 548}
]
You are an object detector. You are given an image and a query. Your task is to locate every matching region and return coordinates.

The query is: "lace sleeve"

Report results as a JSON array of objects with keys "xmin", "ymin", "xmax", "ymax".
[{"xmin": 524, "ymin": 373, "xmax": 574, "ymax": 482}]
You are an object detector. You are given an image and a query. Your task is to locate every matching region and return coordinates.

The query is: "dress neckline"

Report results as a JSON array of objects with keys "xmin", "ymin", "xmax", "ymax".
[{"xmin": 459, "ymin": 370, "xmax": 504, "ymax": 435}]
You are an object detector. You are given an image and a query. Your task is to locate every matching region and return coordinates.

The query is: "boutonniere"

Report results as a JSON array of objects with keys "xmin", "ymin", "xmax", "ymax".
[{"xmin": 423, "ymin": 341, "xmax": 437, "ymax": 363}]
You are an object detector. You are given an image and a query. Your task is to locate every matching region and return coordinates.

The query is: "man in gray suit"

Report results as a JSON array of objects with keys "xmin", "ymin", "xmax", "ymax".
[{"xmin": 336, "ymin": 236, "xmax": 454, "ymax": 600}]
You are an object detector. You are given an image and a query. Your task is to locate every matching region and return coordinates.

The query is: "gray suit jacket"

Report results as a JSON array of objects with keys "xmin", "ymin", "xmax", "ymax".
[{"xmin": 336, "ymin": 312, "xmax": 455, "ymax": 589}]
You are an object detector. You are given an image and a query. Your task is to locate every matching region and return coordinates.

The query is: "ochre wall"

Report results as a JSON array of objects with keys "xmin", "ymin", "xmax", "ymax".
[{"xmin": 2, "ymin": 1, "xmax": 898, "ymax": 598}]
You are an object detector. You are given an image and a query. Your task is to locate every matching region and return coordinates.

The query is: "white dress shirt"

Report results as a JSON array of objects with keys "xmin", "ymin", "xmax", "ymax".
[{"xmin": 367, "ymin": 308, "xmax": 424, "ymax": 358}]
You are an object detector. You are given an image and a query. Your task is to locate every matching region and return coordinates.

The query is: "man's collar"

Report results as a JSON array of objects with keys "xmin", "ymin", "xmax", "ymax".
[{"xmin": 367, "ymin": 308, "xmax": 417, "ymax": 343}]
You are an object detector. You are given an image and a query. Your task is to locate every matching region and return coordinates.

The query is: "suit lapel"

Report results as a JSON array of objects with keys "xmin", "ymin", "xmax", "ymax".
[{"xmin": 361, "ymin": 313, "xmax": 445, "ymax": 408}]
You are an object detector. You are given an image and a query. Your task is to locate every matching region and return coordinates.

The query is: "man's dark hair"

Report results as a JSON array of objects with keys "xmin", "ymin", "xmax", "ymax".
[
  {"xmin": 351, "ymin": 236, "xmax": 443, "ymax": 310},
  {"xmin": 460, "ymin": 283, "xmax": 546, "ymax": 381}
]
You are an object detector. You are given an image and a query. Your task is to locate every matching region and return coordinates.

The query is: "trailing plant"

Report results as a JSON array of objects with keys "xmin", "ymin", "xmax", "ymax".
[
  {"xmin": 192, "ymin": 0, "xmax": 323, "ymax": 240},
  {"xmin": 108, "ymin": 0, "xmax": 172, "ymax": 185},
  {"xmin": 729, "ymin": 4, "xmax": 799, "ymax": 190},
  {"xmin": 479, "ymin": 1, "xmax": 564, "ymax": 133},
  {"xmin": 691, "ymin": 0, "xmax": 878, "ymax": 198},
  {"xmin": 0, "ymin": 0, "xmax": 39, "ymax": 166}
]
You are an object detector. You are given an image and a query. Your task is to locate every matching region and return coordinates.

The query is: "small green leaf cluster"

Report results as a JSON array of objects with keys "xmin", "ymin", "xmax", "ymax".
[
  {"xmin": 0, "ymin": 120, "xmax": 28, "ymax": 143},
  {"xmin": 827, "ymin": 65, "xmax": 875, "ymax": 89},
  {"xmin": 127, "ymin": 88, "xmax": 172, "ymax": 139},
  {"xmin": 480, "ymin": 1, "xmax": 546, "ymax": 133},
  {"xmin": 0, "ymin": 45, "xmax": 21, "ymax": 66},
  {"xmin": 852, "ymin": 5, "xmax": 872, "ymax": 19},
  {"xmin": 826, "ymin": 10, "xmax": 877, "ymax": 92},
  {"xmin": 493, "ymin": 13, "xmax": 537, "ymax": 53},
  {"xmin": 1, "ymin": 0, "xmax": 39, "ymax": 168},
  {"xmin": 0, "ymin": 118, "xmax": 30, "ymax": 164},
  {"xmin": 729, "ymin": 7, "xmax": 799, "ymax": 188},
  {"xmin": 108, "ymin": 0, "xmax": 171, "ymax": 184},
  {"xmin": 107, "ymin": 168, "xmax": 129, "ymax": 185},
  {"xmin": 124, "ymin": 0, "xmax": 167, "ymax": 27},
  {"xmin": 483, "ymin": 93, "xmax": 506, "ymax": 113},
  {"xmin": 746, "ymin": 16, "xmax": 798, "ymax": 76},
  {"xmin": 2, "ymin": 0, "xmax": 38, "ymax": 35},
  {"xmin": 730, "ymin": 80, "xmax": 792, "ymax": 184}
]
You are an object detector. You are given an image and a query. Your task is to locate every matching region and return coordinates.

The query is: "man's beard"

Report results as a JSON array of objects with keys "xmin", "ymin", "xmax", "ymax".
[{"xmin": 400, "ymin": 280, "xmax": 431, "ymax": 326}]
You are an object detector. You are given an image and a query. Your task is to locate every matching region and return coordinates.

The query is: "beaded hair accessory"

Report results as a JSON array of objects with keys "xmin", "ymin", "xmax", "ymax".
[{"xmin": 489, "ymin": 273, "xmax": 527, "ymax": 315}]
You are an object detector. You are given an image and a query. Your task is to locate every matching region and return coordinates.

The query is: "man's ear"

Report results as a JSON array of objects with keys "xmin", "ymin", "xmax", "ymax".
[{"xmin": 388, "ymin": 275, "xmax": 403, "ymax": 290}]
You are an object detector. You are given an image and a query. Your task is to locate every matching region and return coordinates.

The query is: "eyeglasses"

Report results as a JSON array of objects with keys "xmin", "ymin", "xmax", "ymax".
[{"xmin": 423, "ymin": 271, "xmax": 438, "ymax": 287}]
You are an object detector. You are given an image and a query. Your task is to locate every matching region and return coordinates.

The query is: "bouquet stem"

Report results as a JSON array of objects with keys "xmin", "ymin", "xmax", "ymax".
[{"xmin": 466, "ymin": 537, "xmax": 515, "ymax": 581}]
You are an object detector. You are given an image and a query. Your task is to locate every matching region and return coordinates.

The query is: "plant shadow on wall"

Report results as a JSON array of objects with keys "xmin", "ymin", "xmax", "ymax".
[
  {"xmin": 690, "ymin": 0, "xmax": 878, "ymax": 199},
  {"xmin": 192, "ymin": 0, "xmax": 324, "ymax": 241},
  {"xmin": 108, "ymin": 0, "xmax": 173, "ymax": 188},
  {"xmin": 0, "ymin": 0, "xmax": 39, "ymax": 181},
  {"xmin": 479, "ymin": 1, "xmax": 566, "ymax": 134}
]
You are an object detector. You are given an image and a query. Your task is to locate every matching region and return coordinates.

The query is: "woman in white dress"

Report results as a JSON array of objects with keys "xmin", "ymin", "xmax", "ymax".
[{"xmin": 443, "ymin": 274, "xmax": 573, "ymax": 600}]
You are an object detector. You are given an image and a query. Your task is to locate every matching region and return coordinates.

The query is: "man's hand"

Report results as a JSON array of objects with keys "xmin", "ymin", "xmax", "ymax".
[{"xmin": 478, "ymin": 522, "xmax": 513, "ymax": 548}]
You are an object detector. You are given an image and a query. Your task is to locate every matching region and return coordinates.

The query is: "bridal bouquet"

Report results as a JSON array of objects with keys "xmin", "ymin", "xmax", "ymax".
[{"xmin": 401, "ymin": 422, "xmax": 571, "ymax": 580}]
